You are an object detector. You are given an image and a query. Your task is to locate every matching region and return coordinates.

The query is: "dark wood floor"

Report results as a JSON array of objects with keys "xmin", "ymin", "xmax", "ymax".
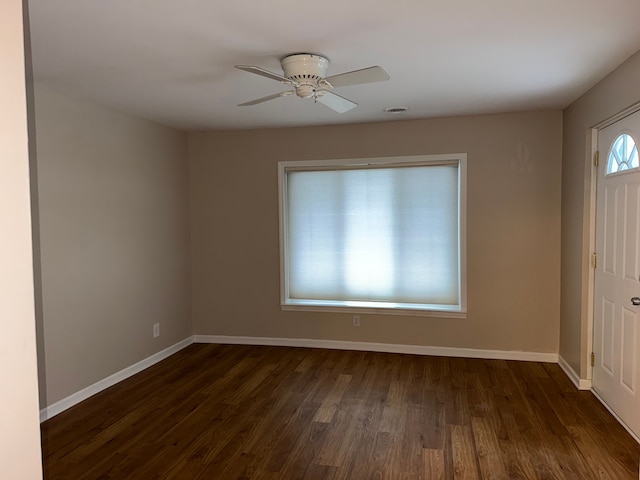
[{"xmin": 41, "ymin": 344, "xmax": 639, "ymax": 479}]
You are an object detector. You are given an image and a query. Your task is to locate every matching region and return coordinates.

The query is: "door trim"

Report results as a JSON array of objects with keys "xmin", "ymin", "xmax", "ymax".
[
  {"xmin": 585, "ymin": 127, "xmax": 597, "ymax": 383},
  {"xmin": 596, "ymin": 100, "xmax": 640, "ymax": 130}
]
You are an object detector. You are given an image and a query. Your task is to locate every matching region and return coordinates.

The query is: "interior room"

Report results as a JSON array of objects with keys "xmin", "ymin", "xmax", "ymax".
[{"xmin": 3, "ymin": 0, "xmax": 640, "ymax": 477}]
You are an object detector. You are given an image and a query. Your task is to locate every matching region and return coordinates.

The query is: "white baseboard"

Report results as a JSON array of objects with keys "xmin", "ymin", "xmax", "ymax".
[
  {"xmin": 39, "ymin": 335, "xmax": 559, "ymax": 423},
  {"xmin": 558, "ymin": 355, "xmax": 592, "ymax": 390},
  {"xmin": 193, "ymin": 335, "xmax": 559, "ymax": 363},
  {"xmin": 40, "ymin": 336, "xmax": 194, "ymax": 422}
]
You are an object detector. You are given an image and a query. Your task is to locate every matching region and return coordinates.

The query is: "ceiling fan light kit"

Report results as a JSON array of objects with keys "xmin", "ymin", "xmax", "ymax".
[{"xmin": 235, "ymin": 53, "xmax": 389, "ymax": 113}]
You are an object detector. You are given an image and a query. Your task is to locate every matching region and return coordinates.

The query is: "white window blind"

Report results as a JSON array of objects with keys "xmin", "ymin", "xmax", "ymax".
[{"xmin": 280, "ymin": 156, "xmax": 465, "ymax": 314}]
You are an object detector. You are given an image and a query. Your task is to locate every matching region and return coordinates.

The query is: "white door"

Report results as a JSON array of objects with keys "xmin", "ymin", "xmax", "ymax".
[{"xmin": 593, "ymin": 110, "xmax": 640, "ymax": 439}]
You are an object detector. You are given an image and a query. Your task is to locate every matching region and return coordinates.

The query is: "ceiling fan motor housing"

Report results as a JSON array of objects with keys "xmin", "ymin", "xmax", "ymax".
[
  {"xmin": 235, "ymin": 53, "xmax": 387, "ymax": 112},
  {"xmin": 281, "ymin": 54, "xmax": 329, "ymax": 98}
]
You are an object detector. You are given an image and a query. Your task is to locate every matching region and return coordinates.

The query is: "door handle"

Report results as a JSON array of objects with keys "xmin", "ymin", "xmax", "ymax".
[{"xmin": 632, "ymin": 297, "xmax": 640, "ymax": 306}]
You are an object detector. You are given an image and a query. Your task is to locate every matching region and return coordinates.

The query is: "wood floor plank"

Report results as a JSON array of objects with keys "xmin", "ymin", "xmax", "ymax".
[
  {"xmin": 422, "ymin": 388, "xmax": 446, "ymax": 449},
  {"xmin": 495, "ymin": 412, "xmax": 540, "ymax": 479},
  {"xmin": 569, "ymin": 424, "xmax": 639, "ymax": 478},
  {"xmin": 378, "ymin": 380, "xmax": 408, "ymax": 434},
  {"xmin": 366, "ymin": 431, "xmax": 394, "ymax": 479},
  {"xmin": 332, "ymin": 354, "xmax": 389, "ymax": 480},
  {"xmin": 450, "ymin": 424, "xmax": 481, "ymax": 480},
  {"xmin": 312, "ymin": 373, "xmax": 352, "ymax": 423},
  {"xmin": 425, "ymin": 448, "xmax": 446, "ymax": 480},
  {"xmin": 277, "ymin": 418, "xmax": 330, "ymax": 478},
  {"xmin": 41, "ymin": 344, "xmax": 640, "ymax": 479},
  {"xmin": 314, "ymin": 397, "xmax": 367, "ymax": 468},
  {"xmin": 470, "ymin": 416, "xmax": 509, "ymax": 479}
]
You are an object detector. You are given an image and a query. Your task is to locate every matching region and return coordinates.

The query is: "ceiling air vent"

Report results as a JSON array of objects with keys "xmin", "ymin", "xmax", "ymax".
[{"xmin": 383, "ymin": 106, "xmax": 410, "ymax": 114}]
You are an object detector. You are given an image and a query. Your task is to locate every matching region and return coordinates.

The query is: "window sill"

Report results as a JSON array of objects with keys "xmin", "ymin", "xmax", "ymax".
[{"xmin": 281, "ymin": 300, "xmax": 467, "ymax": 318}]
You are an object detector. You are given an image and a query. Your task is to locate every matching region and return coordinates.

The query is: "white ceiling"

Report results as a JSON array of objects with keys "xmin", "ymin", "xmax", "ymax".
[{"xmin": 27, "ymin": 0, "xmax": 640, "ymax": 131}]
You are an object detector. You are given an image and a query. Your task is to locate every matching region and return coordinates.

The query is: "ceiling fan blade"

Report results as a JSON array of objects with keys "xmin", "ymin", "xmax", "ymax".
[
  {"xmin": 235, "ymin": 65, "xmax": 295, "ymax": 84},
  {"xmin": 316, "ymin": 91, "xmax": 358, "ymax": 113},
  {"xmin": 238, "ymin": 91, "xmax": 294, "ymax": 106},
  {"xmin": 323, "ymin": 66, "xmax": 390, "ymax": 88}
]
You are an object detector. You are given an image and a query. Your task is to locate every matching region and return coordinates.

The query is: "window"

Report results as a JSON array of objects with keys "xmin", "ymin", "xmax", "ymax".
[
  {"xmin": 278, "ymin": 154, "xmax": 466, "ymax": 316},
  {"xmin": 606, "ymin": 133, "xmax": 638, "ymax": 175}
]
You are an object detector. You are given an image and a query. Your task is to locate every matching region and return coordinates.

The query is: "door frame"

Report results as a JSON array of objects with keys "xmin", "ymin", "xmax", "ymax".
[{"xmin": 586, "ymin": 100, "xmax": 640, "ymax": 386}]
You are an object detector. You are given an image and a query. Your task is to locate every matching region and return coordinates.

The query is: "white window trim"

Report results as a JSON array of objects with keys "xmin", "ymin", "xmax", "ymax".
[{"xmin": 278, "ymin": 154, "xmax": 467, "ymax": 318}]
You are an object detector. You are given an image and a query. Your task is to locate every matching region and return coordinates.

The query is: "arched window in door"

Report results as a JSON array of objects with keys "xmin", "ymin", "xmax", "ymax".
[{"xmin": 606, "ymin": 133, "xmax": 639, "ymax": 174}]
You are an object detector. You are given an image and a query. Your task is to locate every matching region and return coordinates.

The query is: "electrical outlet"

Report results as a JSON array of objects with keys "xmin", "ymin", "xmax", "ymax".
[
  {"xmin": 352, "ymin": 315, "xmax": 360, "ymax": 327},
  {"xmin": 153, "ymin": 323, "xmax": 160, "ymax": 338}
]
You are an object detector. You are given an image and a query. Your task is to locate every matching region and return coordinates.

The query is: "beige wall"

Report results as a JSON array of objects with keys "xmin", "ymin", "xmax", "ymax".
[
  {"xmin": 34, "ymin": 85, "xmax": 192, "ymax": 406},
  {"xmin": 561, "ymin": 50, "xmax": 640, "ymax": 378},
  {"xmin": 189, "ymin": 111, "xmax": 562, "ymax": 354},
  {"xmin": 0, "ymin": 0, "xmax": 43, "ymax": 477}
]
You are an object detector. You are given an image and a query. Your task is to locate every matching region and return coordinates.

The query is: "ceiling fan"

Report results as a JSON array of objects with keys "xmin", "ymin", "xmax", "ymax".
[{"xmin": 235, "ymin": 54, "xmax": 389, "ymax": 113}]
